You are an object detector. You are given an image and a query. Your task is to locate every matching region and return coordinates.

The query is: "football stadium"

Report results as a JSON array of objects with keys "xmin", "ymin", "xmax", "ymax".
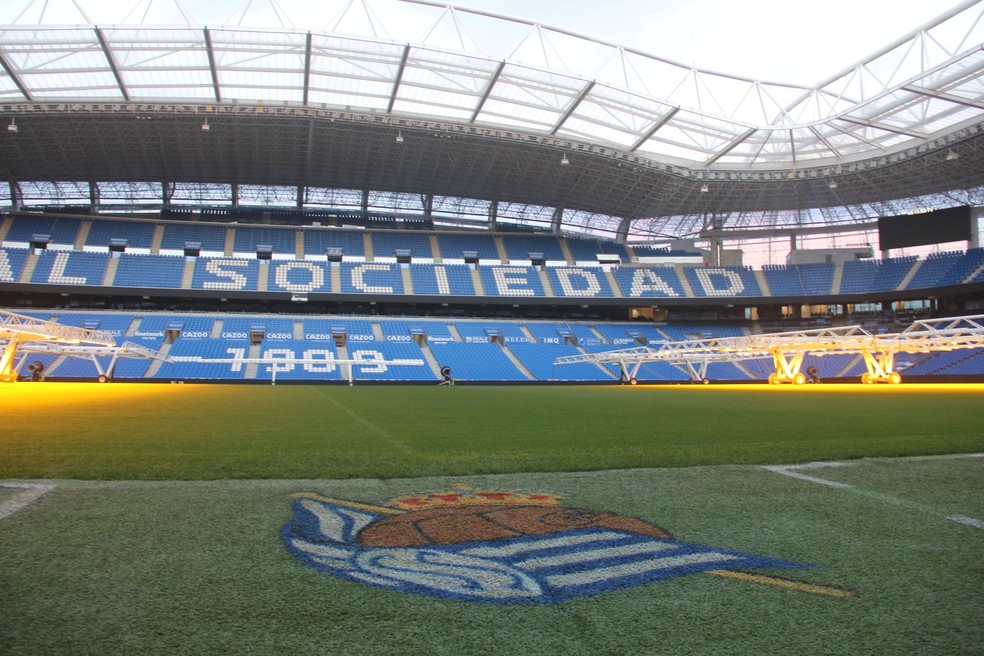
[{"xmin": 1, "ymin": 1, "xmax": 983, "ymax": 653}]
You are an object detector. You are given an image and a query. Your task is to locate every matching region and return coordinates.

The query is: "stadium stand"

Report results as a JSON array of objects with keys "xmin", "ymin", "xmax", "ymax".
[
  {"xmin": 30, "ymin": 250, "xmax": 110, "ymax": 285},
  {"xmin": 303, "ymin": 229, "xmax": 367, "ymax": 258},
  {"xmin": 500, "ymin": 234, "xmax": 567, "ymax": 262},
  {"xmin": 232, "ymin": 227, "xmax": 296, "ymax": 255},
  {"xmin": 435, "ymin": 233, "xmax": 500, "ymax": 261},
  {"xmin": 160, "ymin": 223, "xmax": 229, "ymax": 252},
  {"xmin": 85, "ymin": 220, "xmax": 156, "ymax": 249},
  {"xmin": 565, "ymin": 237, "xmax": 629, "ymax": 262},
  {"xmin": 0, "ymin": 247, "xmax": 29, "ymax": 282},
  {"xmin": 370, "ymin": 232, "xmax": 434, "ymax": 260},
  {"xmin": 114, "ymin": 253, "xmax": 185, "ymax": 288},
  {"xmin": 4, "ymin": 215, "xmax": 82, "ymax": 245}
]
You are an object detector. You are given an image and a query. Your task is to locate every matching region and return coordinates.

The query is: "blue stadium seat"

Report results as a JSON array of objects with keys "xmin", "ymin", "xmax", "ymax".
[
  {"xmin": 85, "ymin": 220, "xmax": 156, "ymax": 249},
  {"xmin": 232, "ymin": 226, "xmax": 296, "ymax": 255},
  {"xmin": 114, "ymin": 253, "xmax": 185, "ymax": 288},
  {"xmin": 409, "ymin": 263, "xmax": 475, "ymax": 295},
  {"xmin": 191, "ymin": 257, "xmax": 260, "ymax": 291},
  {"xmin": 500, "ymin": 234, "xmax": 566, "ymax": 262},
  {"xmin": 545, "ymin": 267, "xmax": 614, "ymax": 298},
  {"xmin": 684, "ymin": 266, "xmax": 762, "ymax": 297},
  {"xmin": 160, "ymin": 223, "xmax": 229, "ymax": 252},
  {"xmin": 611, "ymin": 266, "xmax": 686, "ymax": 298},
  {"xmin": 304, "ymin": 229, "xmax": 367, "ymax": 257},
  {"xmin": 30, "ymin": 250, "xmax": 109, "ymax": 285},
  {"xmin": 370, "ymin": 232, "xmax": 434, "ymax": 260},
  {"xmin": 339, "ymin": 263, "xmax": 404, "ymax": 294},
  {"xmin": 478, "ymin": 265, "xmax": 546, "ymax": 296},
  {"xmin": 435, "ymin": 233, "xmax": 500, "ymax": 261},
  {"xmin": 5, "ymin": 215, "xmax": 82, "ymax": 245},
  {"xmin": 0, "ymin": 247, "xmax": 29, "ymax": 282}
]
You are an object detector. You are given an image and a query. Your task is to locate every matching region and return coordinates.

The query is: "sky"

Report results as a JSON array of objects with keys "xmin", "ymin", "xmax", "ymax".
[{"xmin": 0, "ymin": 0, "xmax": 969, "ymax": 87}]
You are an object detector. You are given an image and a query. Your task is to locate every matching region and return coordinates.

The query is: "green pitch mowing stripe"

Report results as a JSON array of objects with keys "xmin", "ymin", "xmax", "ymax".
[
  {"xmin": 1, "ymin": 456, "xmax": 980, "ymax": 655},
  {"xmin": 0, "ymin": 383, "xmax": 982, "ymax": 480}
]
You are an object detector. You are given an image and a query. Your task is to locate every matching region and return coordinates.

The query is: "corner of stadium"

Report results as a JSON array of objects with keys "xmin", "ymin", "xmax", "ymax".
[{"xmin": 1, "ymin": 1, "xmax": 982, "ymax": 654}]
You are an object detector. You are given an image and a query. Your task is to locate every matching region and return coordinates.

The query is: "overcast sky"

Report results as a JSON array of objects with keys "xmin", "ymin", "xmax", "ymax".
[{"xmin": 0, "ymin": 0, "xmax": 968, "ymax": 86}]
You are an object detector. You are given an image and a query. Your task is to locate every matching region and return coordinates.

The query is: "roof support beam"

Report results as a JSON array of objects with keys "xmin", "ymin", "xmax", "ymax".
[
  {"xmin": 302, "ymin": 32, "xmax": 313, "ymax": 106},
  {"xmin": 903, "ymin": 85, "xmax": 984, "ymax": 111},
  {"xmin": 0, "ymin": 53, "xmax": 31, "ymax": 101},
  {"xmin": 387, "ymin": 45, "xmax": 411, "ymax": 114},
  {"xmin": 808, "ymin": 126, "xmax": 842, "ymax": 158},
  {"xmin": 704, "ymin": 128, "xmax": 757, "ymax": 167},
  {"xmin": 94, "ymin": 28, "xmax": 129, "ymax": 101},
  {"xmin": 550, "ymin": 205, "xmax": 564, "ymax": 233},
  {"xmin": 470, "ymin": 61, "xmax": 506, "ymax": 123},
  {"xmin": 629, "ymin": 106, "xmax": 679, "ymax": 153},
  {"xmin": 550, "ymin": 81, "xmax": 594, "ymax": 136},
  {"xmin": 204, "ymin": 28, "xmax": 222, "ymax": 103},
  {"xmin": 839, "ymin": 117, "xmax": 925, "ymax": 139}
]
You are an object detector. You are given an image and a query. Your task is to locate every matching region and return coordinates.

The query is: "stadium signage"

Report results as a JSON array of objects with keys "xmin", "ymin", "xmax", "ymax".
[
  {"xmin": 11, "ymin": 247, "xmax": 760, "ymax": 299},
  {"xmin": 282, "ymin": 487, "xmax": 844, "ymax": 604}
]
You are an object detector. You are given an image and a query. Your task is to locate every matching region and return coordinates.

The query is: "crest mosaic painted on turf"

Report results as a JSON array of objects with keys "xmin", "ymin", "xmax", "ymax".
[{"xmin": 281, "ymin": 486, "xmax": 816, "ymax": 604}]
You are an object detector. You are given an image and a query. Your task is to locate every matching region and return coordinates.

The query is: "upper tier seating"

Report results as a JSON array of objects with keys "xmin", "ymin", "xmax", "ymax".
[
  {"xmin": 501, "ymin": 234, "xmax": 567, "ymax": 262},
  {"xmin": 303, "ymin": 229, "xmax": 367, "ymax": 257},
  {"xmin": 232, "ymin": 227, "xmax": 296, "ymax": 255},
  {"xmin": 114, "ymin": 253, "xmax": 185, "ymax": 288},
  {"xmin": 409, "ymin": 263, "xmax": 476, "ymax": 295},
  {"xmin": 478, "ymin": 265, "xmax": 546, "ymax": 296},
  {"xmin": 85, "ymin": 220, "xmax": 156, "ymax": 249},
  {"xmin": 545, "ymin": 267, "xmax": 615, "ymax": 297},
  {"xmin": 565, "ymin": 237, "xmax": 628, "ymax": 262},
  {"xmin": 435, "ymin": 233, "xmax": 500, "ymax": 261},
  {"xmin": 4, "ymin": 215, "xmax": 81, "ymax": 245},
  {"xmin": 30, "ymin": 250, "xmax": 109, "ymax": 285},
  {"xmin": 160, "ymin": 223, "xmax": 229, "ymax": 252},
  {"xmin": 683, "ymin": 266, "xmax": 762, "ymax": 297},
  {"xmin": 0, "ymin": 247, "xmax": 29, "ymax": 282},
  {"xmin": 370, "ymin": 232, "xmax": 434, "ymax": 260}
]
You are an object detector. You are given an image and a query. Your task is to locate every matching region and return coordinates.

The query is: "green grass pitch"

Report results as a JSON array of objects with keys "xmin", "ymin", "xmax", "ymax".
[{"xmin": 1, "ymin": 382, "xmax": 982, "ymax": 654}]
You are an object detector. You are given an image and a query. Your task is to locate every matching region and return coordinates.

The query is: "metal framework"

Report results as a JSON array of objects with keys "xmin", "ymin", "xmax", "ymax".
[
  {"xmin": 0, "ymin": 0, "xmax": 981, "ymax": 241},
  {"xmin": 11, "ymin": 340, "xmax": 173, "ymax": 382},
  {"xmin": 0, "ymin": 309, "xmax": 118, "ymax": 381},
  {"xmin": 554, "ymin": 314, "xmax": 984, "ymax": 384}
]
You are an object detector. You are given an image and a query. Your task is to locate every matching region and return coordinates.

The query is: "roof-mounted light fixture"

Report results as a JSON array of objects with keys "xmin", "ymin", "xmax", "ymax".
[
  {"xmin": 7, "ymin": 118, "xmax": 17, "ymax": 133},
  {"xmin": 946, "ymin": 150, "xmax": 959, "ymax": 161},
  {"xmin": 699, "ymin": 184, "xmax": 709, "ymax": 193},
  {"xmin": 560, "ymin": 154, "xmax": 570, "ymax": 166},
  {"xmin": 828, "ymin": 180, "xmax": 838, "ymax": 189},
  {"xmin": 201, "ymin": 117, "xmax": 210, "ymax": 131},
  {"xmin": 395, "ymin": 130, "xmax": 404, "ymax": 143}
]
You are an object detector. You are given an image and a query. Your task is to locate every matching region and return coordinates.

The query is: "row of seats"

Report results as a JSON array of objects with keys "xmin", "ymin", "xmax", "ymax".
[
  {"xmin": 6, "ymin": 247, "xmax": 984, "ymax": 298},
  {"xmin": 3, "ymin": 214, "xmax": 640, "ymax": 263},
  {"xmin": 14, "ymin": 310, "xmax": 983, "ymax": 382}
]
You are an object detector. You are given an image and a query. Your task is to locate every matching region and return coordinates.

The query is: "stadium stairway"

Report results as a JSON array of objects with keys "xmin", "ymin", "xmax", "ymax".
[
  {"xmin": 830, "ymin": 263, "xmax": 844, "ymax": 294},
  {"xmin": 469, "ymin": 268, "xmax": 485, "ymax": 294},
  {"xmin": 898, "ymin": 259, "xmax": 922, "ymax": 290},
  {"xmin": 673, "ymin": 264, "xmax": 696, "ymax": 296},
  {"xmin": 150, "ymin": 224, "xmax": 165, "ymax": 254},
  {"xmin": 73, "ymin": 222, "xmax": 90, "ymax": 250},
  {"xmin": 180, "ymin": 260, "xmax": 195, "ymax": 288},
  {"xmin": 244, "ymin": 343, "xmax": 262, "ymax": 379},
  {"xmin": 401, "ymin": 267, "xmax": 414, "ymax": 294},
  {"xmin": 0, "ymin": 216, "xmax": 11, "ymax": 242},
  {"xmin": 143, "ymin": 341, "xmax": 173, "ymax": 377},
  {"xmin": 500, "ymin": 343, "xmax": 535, "ymax": 380},
  {"xmin": 753, "ymin": 270, "xmax": 771, "ymax": 296},
  {"xmin": 102, "ymin": 257, "xmax": 119, "ymax": 286},
  {"xmin": 18, "ymin": 252, "xmax": 39, "ymax": 282},
  {"xmin": 418, "ymin": 344, "xmax": 444, "ymax": 379}
]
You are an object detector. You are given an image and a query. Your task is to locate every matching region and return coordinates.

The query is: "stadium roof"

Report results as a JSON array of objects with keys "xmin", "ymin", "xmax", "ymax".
[{"xmin": 0, "ymin": 0, "xmax": 982, "ymax": 240}]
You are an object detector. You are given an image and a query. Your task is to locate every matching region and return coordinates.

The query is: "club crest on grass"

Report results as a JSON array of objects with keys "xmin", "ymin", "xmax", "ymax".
[{"xmin": 282, "ymin": 486, "xmax": 850, "ymax": 604}]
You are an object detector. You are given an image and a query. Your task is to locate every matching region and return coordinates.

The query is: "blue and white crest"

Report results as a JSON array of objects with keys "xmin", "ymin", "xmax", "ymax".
[{"xmin": 282, "ymin": 493, "xmax": 819, "ymax": 604}]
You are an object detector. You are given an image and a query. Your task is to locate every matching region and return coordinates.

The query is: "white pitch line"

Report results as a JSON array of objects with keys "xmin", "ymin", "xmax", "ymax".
[
  {"xmin": 0, "ymin": 483, "xmax": 56, "ymax": 520},
  {"xmin": 312, "ymin": 387, "xmax": 412, "ymax": 453},
  {"xmin": 764, "ymin": 457, "xmax": 984, "ymax": 531}
]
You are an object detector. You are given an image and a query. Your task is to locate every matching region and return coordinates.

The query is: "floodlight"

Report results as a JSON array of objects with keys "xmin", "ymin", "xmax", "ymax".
[
  {"xmin": 946, "ymin": 150, "xmax": 959, "ymax": 161},
  {"xmin": 202, "ymin": 118, "xmax": 210, "ymax": 131},
  {"xmin": 699, "ymin": 184, "xmax": 709, "ymax": 193},
  {"xmin": 560, "ymin": 154, "xmax": 569, "ymax": 166},
  {"xmin": 7, "ymin": 118, "xmax": 16, "ymax": 133},
  {"xmin": 828, "ymin": 181, "xmax": 837, "ymax": 189},
  {"xmin": 395, "ymin": 131, "xmax": 404, "ymax": 143}
]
